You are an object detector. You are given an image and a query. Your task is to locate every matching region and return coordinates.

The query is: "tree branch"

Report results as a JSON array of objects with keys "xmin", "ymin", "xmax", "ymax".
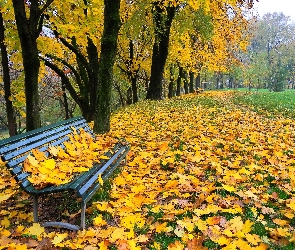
[
  {"xmin": 53, "ymin": 30, "xmax": 91, "ymax": 73},
  {"xmin": 40, "ymin": 56, "xmax": 85, "ymax": 108}
]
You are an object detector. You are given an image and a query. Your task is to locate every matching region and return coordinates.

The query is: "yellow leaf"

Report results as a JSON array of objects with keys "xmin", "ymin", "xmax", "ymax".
[
  {"xmin": 98, "ymin": 241, "xmax": 109, "ymax": 250},
  {"xmin": 155, "ymin": 222, "xmax": 168, "ymax": 233},
  {"xmin": 0, "ymin": 191, "xmax": 16, "ymax": 203},
  {"xmin": 15, "ymin": 225, "xmax": 25, "ymax": 234},
  {"xmin": 153, "ymin": 242, "xmax": 161, "ymax": 250},
  {"xmin": 245, "ymin": 233, "xmax": 261, "ymax": 246},
  {"xmin": 276, "ymin": 227, "xmax": 291, "ymax": 237},
  {"xmin": 273, "ymin": 218, "xmax": 288, "ymax": 226},
  {"xmin": 26, "ymin": 223, "xmax": 45, "ymax": 237},
  {"xmin": 168, "ymin": 240, "xmax": 184, "ymax": 250},
  {"xmin": 110, "ymin": 227, "xmax": 127, "ymax": 243},
  {"xmin": 1, "ymin": 217, "xmax": 10, "ymax": 228},
  {"xmin": 99, "ymin": 155, "xmax": 110, "ymax": 160},
  {"xmin": 1, "ymin": 229, "xmax": 11, "ymax": 237},
  {"xmin": 130, "ymin": 184, "xmax": 146, "ymax": 194},
  {"xmin": 32, "ymin": 149, "xmax": 46, "ymax": 161},
  {"xmin": 97, "ymin": 174, "xmax": 104, "ymax": 186},
  {"xmin": 128, "ymin": 239, "xmax": 141, "ymax": 250},
  {"xmin": 41, "ymin": 159, "xmax": 56, "ymax": 170},
  {"xmin": 222, "ymin": 184, "xmax": 236, "ymax": 192},
  {"xmin": 48, "ymin": 146, "xmax": 59, "ymax": 156},
  {"xmin": 287, "ymin": 201, "xmax": 295, "ymax": 211},
  {"xmin": 52, "ymin": 233, "xmax": 68, "ymax": 245},
  {"xmin": 93, "ymin": 214, "xmax": 107, "ymax": 227},
  {"xmin": 26, "ymin": 155, "xmax": 39, "ymax": 168}
]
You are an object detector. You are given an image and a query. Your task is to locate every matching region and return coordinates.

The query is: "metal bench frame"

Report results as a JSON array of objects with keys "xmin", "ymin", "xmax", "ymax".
[{"xmin": 0, "ymin": 116, "xmax": 130, "ymax": 230}]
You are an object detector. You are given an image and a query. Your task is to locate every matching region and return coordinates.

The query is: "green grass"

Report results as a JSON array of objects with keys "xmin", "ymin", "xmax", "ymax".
[{"xmin": 231, "ymin": 90, "xmax": 295, "ymax": 118}]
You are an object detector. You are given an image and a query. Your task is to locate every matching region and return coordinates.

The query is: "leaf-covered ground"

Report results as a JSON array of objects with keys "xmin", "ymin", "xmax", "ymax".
[{"xmin": 1, "ymin": 91, "xmax": 295, "ymax": 249}]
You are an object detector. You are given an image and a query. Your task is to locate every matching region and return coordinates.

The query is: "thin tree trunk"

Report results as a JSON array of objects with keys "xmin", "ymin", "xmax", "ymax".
[
  {"xmin": 131, "ymin": 76, "xmax": 138, "ymax": 103},
  {"xmin": 176, "ymin": 66, "xmax": 182, "ymax": 96},
  {"xmin": 127, "ymin": 87, "xmax": 132, "ymax": 105},
  {"xmin": 195, "ymin": 73, "xmax": 201, "ymax": 89},
  {"xmin": 0, "ymin": 12, "xmax": 17, "ymax": 136},
  {"xmin": 94, "ymin": 0, "xmax": 121, "ymax": 134},
  {"xmin": 183, "ymin": 71, "xmax": 189, "ymax": 94},
  {"xmin": 129, "ymin": 40, "xmax": 138, "ymax": 104},
  {"xmin": 146, "ymin": 4, "xmax": 175, "ymax": 100},
  {"xmin": 168, "ymin": 67, "xmax": 174, "ymax": 98},
  {"xmin": 189, "ymin": 71, "xmax": 194, "ymax": 93},
  {"xmin": 61, "ymin": 79, "xmax": 70, "ymax": 119},
  {"xmin": 113, "ymin": 81, "xmax": 125, "ymax": 107}
]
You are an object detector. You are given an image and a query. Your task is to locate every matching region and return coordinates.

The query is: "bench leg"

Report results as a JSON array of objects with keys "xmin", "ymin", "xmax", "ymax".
[
  {"xmin": 33, "ymin": 195, "xmax": 39, "ymax": 223},
  {"xmin": 81, "ymin": 202, "xmax": 87, "ymax": 229}
]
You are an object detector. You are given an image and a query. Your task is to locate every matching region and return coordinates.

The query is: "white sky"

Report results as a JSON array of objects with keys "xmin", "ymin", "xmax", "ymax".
[{"xmin": 253, "ymin": 0, "xmax": 295, "ymax": 21}]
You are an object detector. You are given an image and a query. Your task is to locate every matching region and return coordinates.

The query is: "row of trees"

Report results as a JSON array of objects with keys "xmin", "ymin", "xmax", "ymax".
[
  {"xmin": 232, "ymin": 12, "xmax": 295, "ymax": 91},
  {"xmin": 0, "ymin": 0, "xmax": 256, "ymax": 135}
]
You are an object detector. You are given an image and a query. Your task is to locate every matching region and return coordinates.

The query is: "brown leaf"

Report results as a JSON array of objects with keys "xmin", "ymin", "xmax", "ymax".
[
  {"xmin": 272, "ymin": 192, "xmax": 279, "ymax": 200},
  {"xmin": 186, "ymin": 235, "xmax": 208, "ymax": 250},
  {"xmin": 35, "ymin": 238, "xmax": 53, "ymax": 250},
  {"xmin": 26, "ymin": 239, "xmax": 39, "ymax": 248},
  {"xmin": 117, "ymin": 239, "xmax": 129, "ymax": 250}
]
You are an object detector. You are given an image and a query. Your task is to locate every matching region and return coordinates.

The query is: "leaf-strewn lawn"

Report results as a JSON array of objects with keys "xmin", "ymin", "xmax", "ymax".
[{"xmin": 1, "ymin": 90, "xmax": 295, "ymax": 249}]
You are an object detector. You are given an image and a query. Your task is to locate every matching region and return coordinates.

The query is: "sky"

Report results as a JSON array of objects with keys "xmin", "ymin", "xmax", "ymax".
[{"xmin": 253, "ymin": 0, "xmax": 295, "ymax": 21}]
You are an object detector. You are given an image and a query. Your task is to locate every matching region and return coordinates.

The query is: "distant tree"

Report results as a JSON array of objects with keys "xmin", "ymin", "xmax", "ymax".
[{"xmin": 247, "ymin": 12, "xmax": 295, "ymax": 91}]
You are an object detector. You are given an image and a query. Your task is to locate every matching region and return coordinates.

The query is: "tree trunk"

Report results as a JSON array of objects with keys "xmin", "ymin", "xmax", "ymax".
[
  {"xmin": 183, "ymin": 71, "xmax": 189, "ymax": 94},
  {"xmin": 113, "ymin": 81, "xmax": 125, "ymax": 107},
  {"xmin": 216, "ymin": 73, "xmax": 220, "ymax": 89},
  {"xmin": 195, "ymin": 73, "xmax": 201, "ymax": 89},
  {"xmin": 12, "ymin": 0, "xmax": 53, "ymax": 131},
  {"xmin": 0, "ymin": 12, "xmax": 17, "ymax": 136},
  {"xmin": 129, "ymin": 40, "xmax": 138, "ymax": 104},
  {"xmin": 146, "ymin": 4, "xmax": 175, "ymax": 100},
  {"xmin": 176, "ymin": 66, "xmax": 182, "ymax": 96},
  {"xmin": 94, "ymin": 0, "xmax": 121, "ymax": 134},
  {"xmin": 87, "ymin": 37, "xmax": 99, "ymax": 119},
  {"xmin": 126, "ymin": 87, "xmax": 132, "ymax": 105},
  {"xmin": 61, "ymin": 79, "xmax": 70, "ymax": 119},
  {"xmin": 131, "ymin": 76, "xmax": 138, "ymax": 104},
  {"xmin": 189, "ymin": 71, "xmax": 194, "ymax": 93},
  {"xmin": 168, "ymin": 67, "xmax": 174, "ymax": 98}
]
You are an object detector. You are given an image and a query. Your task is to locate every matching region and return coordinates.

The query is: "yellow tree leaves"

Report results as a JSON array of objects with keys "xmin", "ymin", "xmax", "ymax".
[{"xmin": 23, "ymin": 128, "xmax": 115, "ymax": 189}]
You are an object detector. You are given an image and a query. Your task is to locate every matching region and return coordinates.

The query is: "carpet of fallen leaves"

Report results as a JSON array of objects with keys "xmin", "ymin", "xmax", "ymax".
[{"xmin": 2, "ymin": 90, "xmax": 295, "ymax": 249}]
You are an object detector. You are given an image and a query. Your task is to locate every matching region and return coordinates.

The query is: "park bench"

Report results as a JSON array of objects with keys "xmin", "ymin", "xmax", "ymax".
[{"xmin": 0, "ymin": 116, "xmax": 130, "ymax": 230}]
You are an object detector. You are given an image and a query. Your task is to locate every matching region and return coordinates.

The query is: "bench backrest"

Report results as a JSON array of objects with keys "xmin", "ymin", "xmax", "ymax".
[{"xmin": 0, "ymin": 116, "xmax": 93, "ymax": 190}]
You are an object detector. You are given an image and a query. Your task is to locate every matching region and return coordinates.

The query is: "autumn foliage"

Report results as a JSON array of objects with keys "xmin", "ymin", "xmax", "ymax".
[
  {"xmin": 1, "ymin": 91, "xmax": 295, "ymax": 249},
  {"xmin": 23, "ymin": 128, "xmax": 114, "ymax": 189}
]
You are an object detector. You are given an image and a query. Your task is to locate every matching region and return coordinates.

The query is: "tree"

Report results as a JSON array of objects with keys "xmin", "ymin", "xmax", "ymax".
[
  {"xmin": 146, "ymin": 2, "xmax": 176, "ymax": 100},
  {"xmin": 244, "ymin": 12, "xmax": 295, "ymax": 91},
  {"xmin": 0, "ymin": 10, "xmax": 17, "ymax": 136},
  {"xmin": 116, "ymin": 4, "xmax": 153, "ymax": 104},
  {"xmin": 93, "ymin": 0, "xmax": 121, "ymax": 134},
  {"xmin": 12, "ymin": 0, "xmax": 54, "ymax": 131}
]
